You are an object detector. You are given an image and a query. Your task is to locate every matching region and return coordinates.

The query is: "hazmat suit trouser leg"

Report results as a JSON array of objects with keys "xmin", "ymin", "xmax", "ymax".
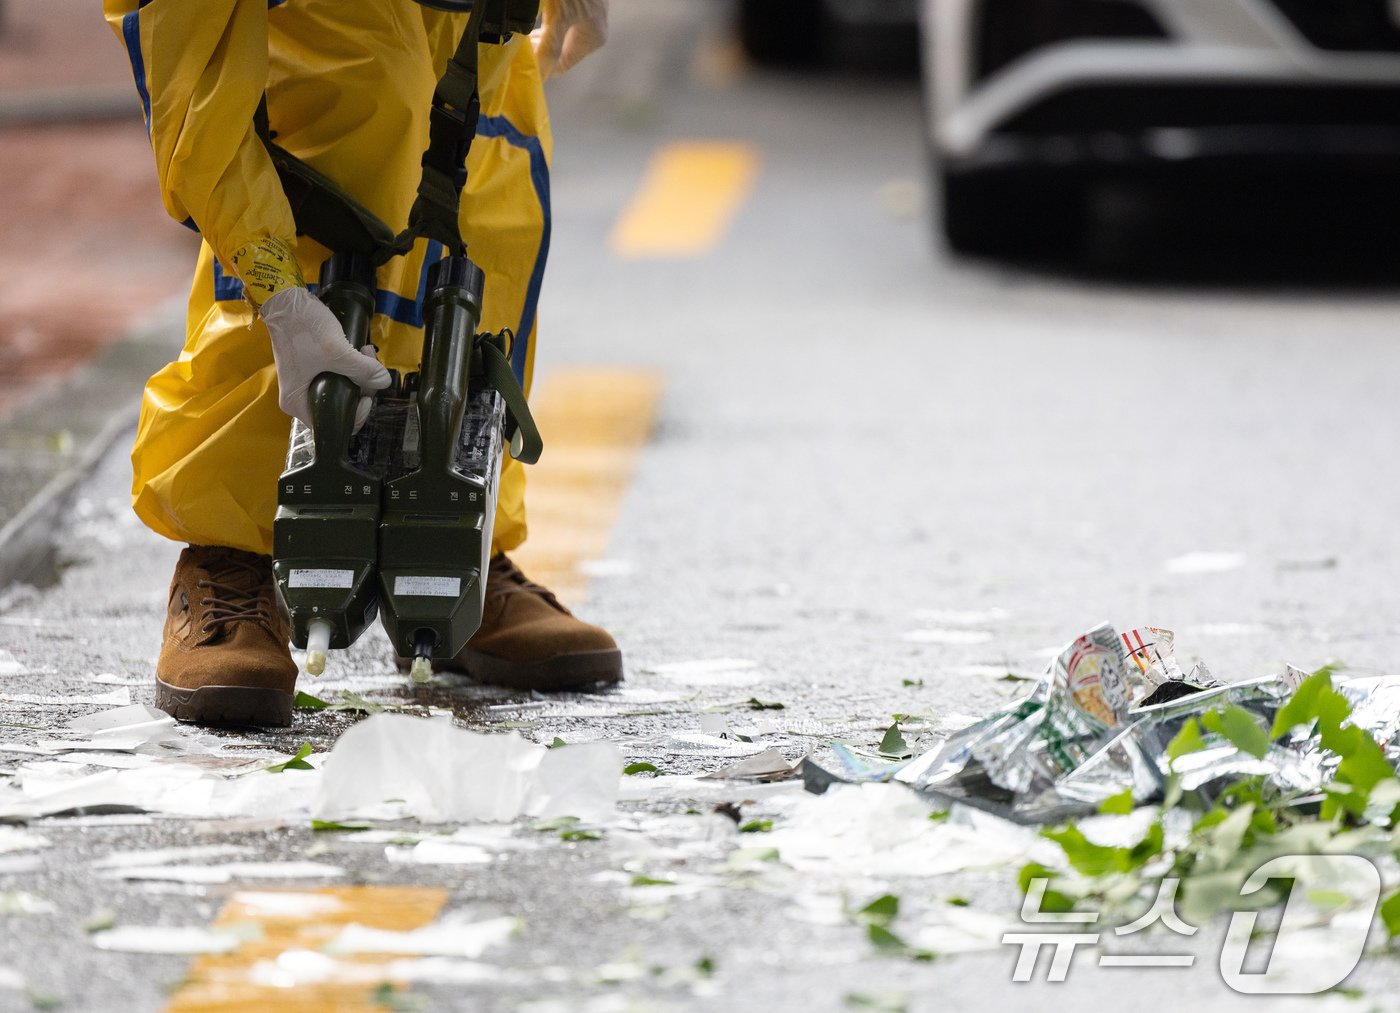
[{"xmin": 129, "ymin": 38, "xmax": 550, "ymax": 561}]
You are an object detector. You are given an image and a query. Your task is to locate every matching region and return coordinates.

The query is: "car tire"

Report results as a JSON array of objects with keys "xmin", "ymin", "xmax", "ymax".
[
  {"xmin": 738, "ymin": 0, "xmax": 828, "ymax": 67},
  {"xmin": 939, "ymin": 169, "xmax": 1086, "ymax": 259}
]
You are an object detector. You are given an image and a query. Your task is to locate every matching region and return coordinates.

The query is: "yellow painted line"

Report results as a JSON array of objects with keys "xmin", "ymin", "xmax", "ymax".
[
  {"xmin": 511, "ymin": 368, "xmax": 664, "ymax": 604},
  {"xmin": 609, "ymin": 142, "xmax": 760, "ymax": 258},
  {"xmin": 165, "ymin": 886, "xmax": 446, "ymax": 1013}
]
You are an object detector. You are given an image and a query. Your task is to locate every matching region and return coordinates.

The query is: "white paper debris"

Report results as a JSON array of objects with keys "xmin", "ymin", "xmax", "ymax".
[
  {"xmin": 765, "ymin": 784, "xmax": 1044, "ymax": 877},
  {"xmin": 910, "ymin": 906, "xmax": 1010, "ymax": 954},
  {"xmin": 0, "ymin": 651, "xmax": 25, "ymax": 677},
  {"xmin": 69, "ymin": 703, "xmax": 176, "ymax": 743},
  {"xmin": 90, "ymin": 925, "xmax": 248, "ymax": 955},
  {"xmin": 1163, "ymin": 551, "xmax": 1247, "ymax": 574},
  {"xmin": 101, "ymin": 861, "xmax": 344, "ymax": 884},
  {"xmin": 386, "ymin": 841, "xmax": 494, "ymax": 865},
  {"xmin": 313, "ymin": 715, "xmax": 619, "ymax": 823},
  {"xmin": 93, "ymin": 845, "xmax": 251, "ymax": 870},
  {"xmin": 0, "ymin": 688, "xmax": 131, "ymax": 707},
  {"xmin": 0, "ymin": 761, "xmax": 319, "ymax": 821},
  {"xmin": 0, "ymin": 891, "xmax": 56, "ymax": 915},
  {"xmin": 699, "ymin": 748, "xmax": 800, "ymax": 782},
  {"xmin": 0, "ymin": 827, "xmax": 50, "ymax": 854},
  {"xmin": 229, "ymin": 891, "xmax": 349, "ymax": 919},
  {"xmin": 699, "ymin": 714, "xmax": 729, "ymax": 737},
  {"xmin": 0, "ymin": 967, "xmax": 25, "ymax": 990},
  {"xmin": 245, "ymin": 952, "xmax": 508, "ymax": 988},
  {"xmin": 51, "ymin": 752, "xmax": 156, "ymax": 770},
  {"xmin": 325, "ymin": 914, "xmax": 519, "ymax": 957},
  {"xmin": 88, "ymin": 673, "xmax": 147, "ymax": 686}
]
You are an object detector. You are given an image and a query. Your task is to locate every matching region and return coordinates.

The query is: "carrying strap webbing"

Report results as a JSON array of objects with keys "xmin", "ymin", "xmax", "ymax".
[{"xmin": 479, "ymin": 333, "xmax": 542, "ymax": 464}]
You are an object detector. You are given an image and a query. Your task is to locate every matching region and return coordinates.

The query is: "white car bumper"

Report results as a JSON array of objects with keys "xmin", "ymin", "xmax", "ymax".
[{"xmin": 925, "ymin": 0, "xmax": 1400, "ymax": 160}]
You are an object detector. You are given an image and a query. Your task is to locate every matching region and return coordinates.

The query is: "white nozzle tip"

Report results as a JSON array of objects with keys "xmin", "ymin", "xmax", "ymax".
[
  {"xmin": 410, "ymin": 657, "xmax": 433, "ymax": 684},
  {"xmin": 305, "ymin": 620, "xmax": 334, "ymax": 677}
]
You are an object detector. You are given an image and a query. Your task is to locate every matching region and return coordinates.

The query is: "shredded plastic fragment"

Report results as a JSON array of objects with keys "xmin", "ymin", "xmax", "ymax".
[{"xmin": 808, "ymin": 621, "xmax": 1400, "ymax": 824}]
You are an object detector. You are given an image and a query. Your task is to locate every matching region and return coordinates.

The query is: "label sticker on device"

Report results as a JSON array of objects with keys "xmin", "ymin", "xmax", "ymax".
[
  {"xmin": 395, "ymin": 576, "xmax": 461, "ymax": 597},
  {"xmin": 288, "ymin": 568, "xmax": 355, "ymax": 589}
]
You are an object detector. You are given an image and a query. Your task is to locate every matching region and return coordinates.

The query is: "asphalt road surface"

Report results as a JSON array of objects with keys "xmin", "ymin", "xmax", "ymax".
[{"xmin": 3, "ymin": 3, "xmax": 1400, "ymax": 1011}]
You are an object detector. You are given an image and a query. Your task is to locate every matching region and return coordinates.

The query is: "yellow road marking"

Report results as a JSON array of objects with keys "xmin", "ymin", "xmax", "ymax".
[
  {"xmin": 166, "ymin": 886, "xmax": 447, "ymax": 1012},
  {"xmin": 512, "ymin": 367, "xmax": 664, "ymax": 604},
  {"xmin": 609, "ymin": 142, "xmax": 760, "ymax": 258}
]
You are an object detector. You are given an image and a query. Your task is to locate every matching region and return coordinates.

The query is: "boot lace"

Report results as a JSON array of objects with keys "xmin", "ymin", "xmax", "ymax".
[
  {"xmin": 487, "ymin": 554, "xmax": 566, "ymax": 611},
  {"xmin": 196, "ymin": 556, "xmax": 277, "ymax": 637}
]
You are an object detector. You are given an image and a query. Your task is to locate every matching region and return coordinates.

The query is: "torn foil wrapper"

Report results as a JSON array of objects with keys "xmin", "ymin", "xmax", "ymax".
[{"xmin": 808, "ymin": 622, "xmax": 1397, "ymax": 824}]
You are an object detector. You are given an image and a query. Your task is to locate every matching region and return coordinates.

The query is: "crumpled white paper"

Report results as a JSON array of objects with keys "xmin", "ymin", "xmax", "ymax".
[{"xmin": 313, "ymin": 714, "xmax": 620, "ymax": 823}]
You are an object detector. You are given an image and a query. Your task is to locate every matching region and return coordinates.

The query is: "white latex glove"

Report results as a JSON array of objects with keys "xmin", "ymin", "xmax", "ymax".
[
  {"xmin": 531, "ymin": 0, "xmax": 608, "ymax": 79},
  {"xmin": 261, "ymin": 286, "xmax": 390, "ymax": 431}
]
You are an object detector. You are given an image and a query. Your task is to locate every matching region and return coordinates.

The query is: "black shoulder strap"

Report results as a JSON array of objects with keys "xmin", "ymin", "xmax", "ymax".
[
  {"xmin": 255, "ymin": 0, "xmax": 494, "ymax": 264},
  {"xmin": 404, "ymin": 5, "xmax": 487, "ymax": 255}
]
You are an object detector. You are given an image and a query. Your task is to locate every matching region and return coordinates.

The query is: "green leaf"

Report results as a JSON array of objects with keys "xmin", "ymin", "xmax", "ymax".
[
  {"xmin": 559, "ymin": 829, "xmax": 602, "ymax": 842},
  {"xmin": 858, "ymin": 894, "xmax": 900, "ymax": 926},
  {"xmin": 1271, "ymin": 668, "xmax": 1349, "ymax": 739},
  {"xmin": 1268, "ymin": 668, "xmax": 1396, "ymax": 815},
  {"xmin": 1202, "ymin": 705, "xmax": 1271, "ymax": 759},
  {"xmin": 630, "ymin": 875, "xmax": 676, "ymax": 887},
  {"xmin": 695, "ymin": 956, "xmax": 715, "ymax": 976},
  {"xmin": 1017, "ymin": 863, "xmax": 1075, "ymax": 914},
  {"xmin": 82, "ymin": 909, "xmax": 117, "ymax": 934},
  {"xmin": 328, "ymin": 690, "xmax": 385, "ymax": 715},
  {"xmin": 844, "ymin": 993, "xmax": 909, "ymax": 1013},
  {"xmin": 548, "ymin": 737, "xmax": 567, "ymax": 749},
  {"xmin": 265, "ymin": 742, "xmax": 314, "ymax": 773},
  {"xmin": 25, "ymin": 990, "xmax": 63, "ymax": 1012},
  {"xmin": 866, "ymin": 922, "xmax": 905, "ymax": 952},
  {"xmin": 1166, "ymin": 718, "xmax": 1207, "ymax": 764},
  {"xmin": 946, "ymin": 896, "xmax": 970, "ymax": 907},
  {"xmin": 623, "ymin": 762, "xmax": 659, "ymax": 775},
  {"xmin": 900, "ymin": 679, "xmax": 924, "ymax": 688},
  {"xmin": 927, "ymin": 809, "xmax": 950, "ymax": 823},
  {"xmin": 878, "ymin": 722, "xmax": 911, "ymax": 758},
  {"xmin": 1041, "ymin": 821, "xmax": 1164, "ymax": 877},
  {"xmin": 997, "ymin": 672, "xmax": 1036, "ymax": 683},
  {"xmin": 1381, "ymin": 890, "xmax": 1400, "ymax": 939},
  {"xmin": 738, "ymin": 819, "xmax": 773, "ymax": 833},
  {"xmin": 311, "ymin": 820, "xmax": 371, "ymax": 833},
  {"xmin": 866, "ymin": 923, "xmax": 935, "ymax": 962},
  {"xmin": 746, "ymin": 698, "xmax": 785, "ymax": 711},
  {"xmin": 293, "ymin": 691, "xmax": 329, "ymax": 710},
  {"xmin": 1097, "ymin": 789, "xmax": 1135, "ymax": 815}
]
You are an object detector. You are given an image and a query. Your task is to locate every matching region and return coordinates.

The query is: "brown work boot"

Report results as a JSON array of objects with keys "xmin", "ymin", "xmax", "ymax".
[
  {"xmin": 154, "ymin": 545, "xmax": 297, "ymax": 727},
  {"xmin": 425, "ymin": 554, "xmax": 623, "ymax": 690}
]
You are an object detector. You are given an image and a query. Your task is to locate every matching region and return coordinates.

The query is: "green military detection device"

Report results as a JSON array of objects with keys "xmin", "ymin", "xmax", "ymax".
[
  {"xmin": 268, "ymin": 0, "xmax": 541, "ymax": 683},
  {"xmin": 380, "ymin": 255, "xmax": 502, "ymax": 683},
  {"xmin": 273, "ymin": 252, "xmax": 540, "ymax": 683},
  {"xmin": 272, "ymin": 253, "xmax": 382, "ymax": 677}
]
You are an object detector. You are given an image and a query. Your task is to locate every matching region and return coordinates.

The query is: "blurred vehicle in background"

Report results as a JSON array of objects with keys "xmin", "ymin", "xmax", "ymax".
[
  {"xmin": 920, "ymin": 0, "xmax": 1400, "ymax": 256},
  {"xmin": 738, "ymin": 0, "xmax": 919, "ymax": 66}
]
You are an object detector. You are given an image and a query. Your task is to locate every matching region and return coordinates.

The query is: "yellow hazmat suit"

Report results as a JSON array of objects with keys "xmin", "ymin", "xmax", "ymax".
[{"xmin": 104, "ymin": 0, "xmax": 550, "ymax": 556}]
